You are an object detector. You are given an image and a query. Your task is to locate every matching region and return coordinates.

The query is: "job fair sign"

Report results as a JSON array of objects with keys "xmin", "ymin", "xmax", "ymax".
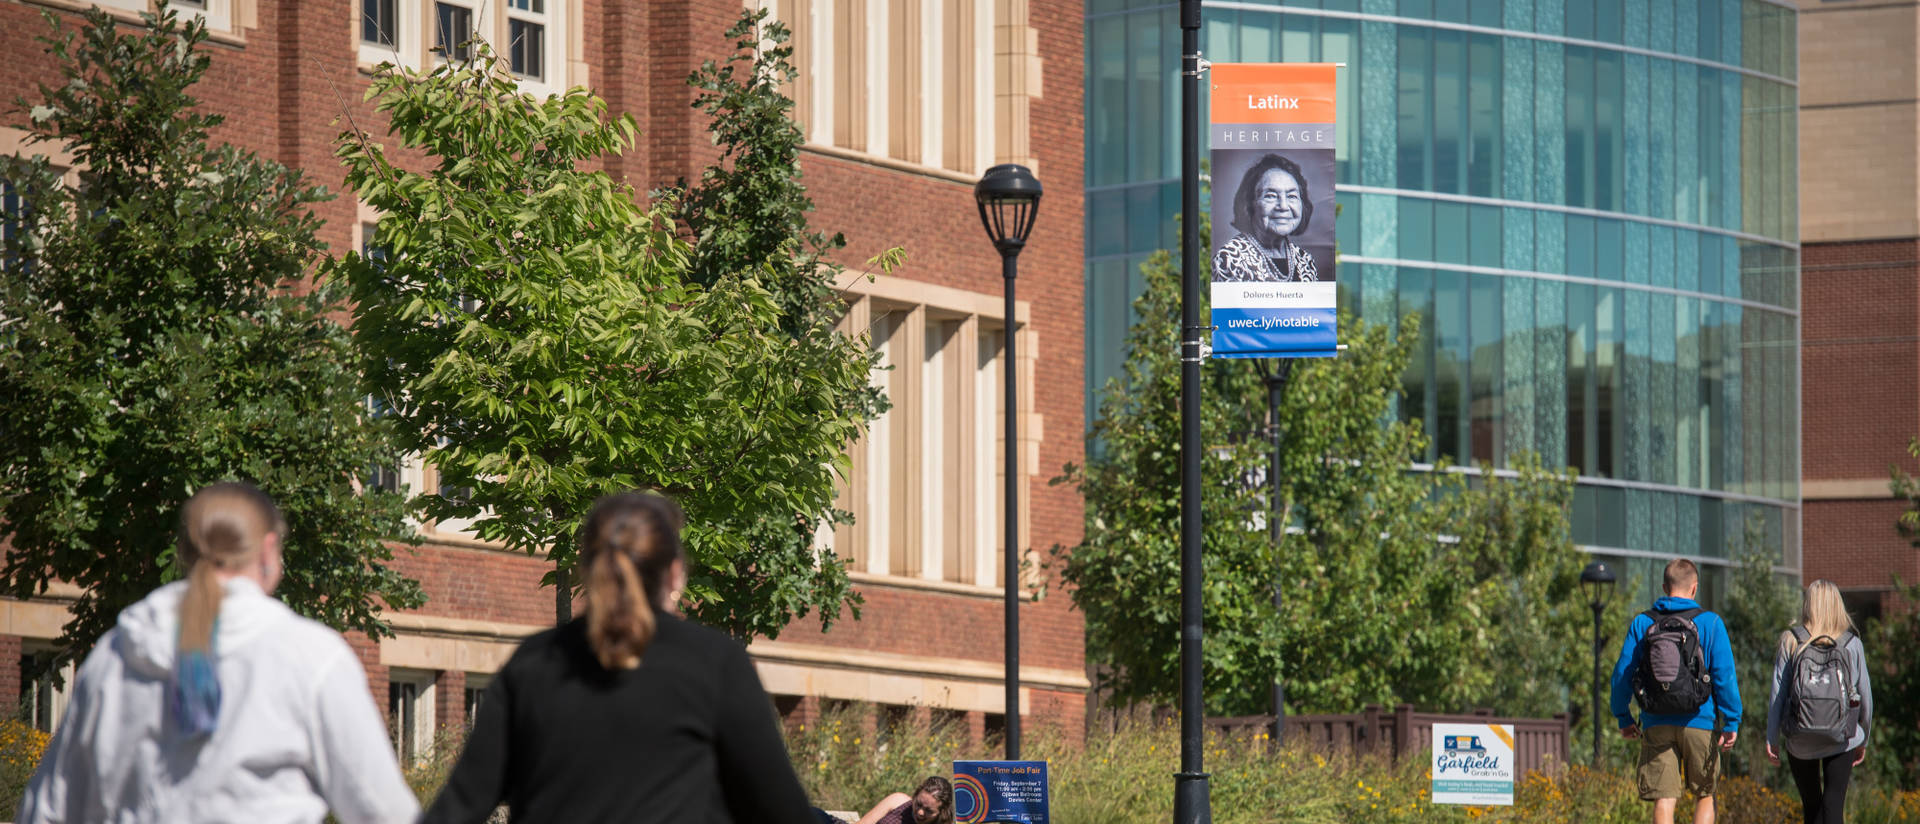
[
  {"xmin": 1431, "ymin": 724, "xmax": 1516, "ymax": 806},
  {"xmin": 1209, "ymin": 63, "xmax": 1339, "ymax": 359}
]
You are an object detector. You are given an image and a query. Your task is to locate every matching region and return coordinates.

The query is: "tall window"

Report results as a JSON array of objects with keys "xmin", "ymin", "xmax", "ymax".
[
  {"xmin": 830, "ymin": 284, "xmax": 1028, "ymax": 588},
  {"xmin": 507, "ymin": 0, "xmax": 547, "ymax": 80},
  {"xmin": 388, "ymin": 669, "xmax": 436, "ymax": 765},
  {"xmin": 434, "ymin": 2, "xmax": 475, "ymax": 61},
  {"xmin": 362, "ymin": 0, "xmax": 398, "ymax": 47},
  {"xmin": 19, "ymin": 646, "xmax": 75, "ymax": 735},
  {"xmin": 463, "ymin": 672, "xmax": 491, "ymax": 727}
]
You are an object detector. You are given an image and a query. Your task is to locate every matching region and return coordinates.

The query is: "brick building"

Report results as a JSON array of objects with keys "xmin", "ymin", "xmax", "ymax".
[
  {"xmin": 0, "ymin": 0, "xmax": 1088, "ymax": 757},
  {"xmin": 1797, "ymin": 0, "xmax": 1920, "ymax": 618}
]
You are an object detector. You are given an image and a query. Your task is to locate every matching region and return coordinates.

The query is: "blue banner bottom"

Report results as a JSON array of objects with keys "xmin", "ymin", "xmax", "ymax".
[{"xmin": 1211, "ymin": 306, "xmax": 1337, "ymax": 358}]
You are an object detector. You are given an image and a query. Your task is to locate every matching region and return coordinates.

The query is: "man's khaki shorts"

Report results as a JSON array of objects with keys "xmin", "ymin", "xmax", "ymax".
[{"xmin": 1637, "ymin": 725, "xmax": 1719, "ymax": 800}]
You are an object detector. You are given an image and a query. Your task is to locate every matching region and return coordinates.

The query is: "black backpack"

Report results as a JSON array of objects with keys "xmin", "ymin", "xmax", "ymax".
[
  {"xmin": 1632, "ymin": 607, "xmax": 1714, "ymax": 716},
  {"xmin": 1781, "ymin": 626, "xmax": 1862, "ymax": 755}
]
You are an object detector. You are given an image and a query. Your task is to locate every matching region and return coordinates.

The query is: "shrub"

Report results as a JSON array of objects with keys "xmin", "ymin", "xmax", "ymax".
[{"xmin": 0, "ymin": 720, "xmax": 50, "ymax": 814}]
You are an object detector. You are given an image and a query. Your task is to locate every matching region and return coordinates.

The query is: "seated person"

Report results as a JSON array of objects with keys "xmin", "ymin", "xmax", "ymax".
[{"xmin": 853, "ymin": 777, "xmax": 953, "ymax": 824}]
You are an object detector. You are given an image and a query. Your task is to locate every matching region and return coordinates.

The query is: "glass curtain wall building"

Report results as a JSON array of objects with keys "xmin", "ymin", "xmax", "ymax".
[{"xmin": 1085, "ymin": 0, "xmax": 1801, "ymax": 600}]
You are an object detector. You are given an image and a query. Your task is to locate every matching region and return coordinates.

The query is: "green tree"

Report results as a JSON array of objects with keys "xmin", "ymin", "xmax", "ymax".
[
  {"xmin": 655, "ymin": 10, "xmax": 890, "ymax": 634},
  {"xmin": 1717, "ymin": 511, "xmax": 1799, "ymax": 782},
  {"xmin": 330, "ymin": 41, "xmax": 873, "ymax": 638},
  {"xmin": 1447, "ymin": 454, "xmax": 1587, "ymax": 720},
  {"xmin": 0, "ymin": 2, "xmax": 423, "ymax": 657},
  {"xmin": 1056, "ymin": 238, "xmax": 1496, "ymax": 715}
]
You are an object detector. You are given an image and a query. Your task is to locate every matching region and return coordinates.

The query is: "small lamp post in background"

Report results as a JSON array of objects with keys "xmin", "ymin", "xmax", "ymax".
[
  {"xmin": 1580, "ymin": 560, "xmax": 1618, "ymax": 767},
  {"xmin": 974, "ymin": 163, "xmax": 1042, "ymax": 761}
]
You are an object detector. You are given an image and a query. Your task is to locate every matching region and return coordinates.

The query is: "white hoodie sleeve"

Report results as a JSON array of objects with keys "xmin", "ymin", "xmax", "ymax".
[
  {"xmin": 16, "ymin": 651, "xmax": 106, "ymax": 824},
  {"xmin": 305, "ymin": 649, "xmax": 420, "ymax": 824}
]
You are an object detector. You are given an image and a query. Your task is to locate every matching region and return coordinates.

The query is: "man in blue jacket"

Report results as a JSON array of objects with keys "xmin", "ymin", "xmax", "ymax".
[{"xmin": 1610, "ymin": 558, "xmax": 1743, "ymax": 824}]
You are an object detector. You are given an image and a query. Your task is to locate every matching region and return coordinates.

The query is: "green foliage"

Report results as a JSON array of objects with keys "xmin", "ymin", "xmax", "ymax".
[
  {"xmin": 0, "ymin": 2, "xmax": 423, "ymax": 656},
  {"xmin": 1447, "ymin": 455, "xmax": 1587, "ymax": 721},
  {"xmin": 655, "ymin": 10, "xmax": 891, "ymax": 634},
  {"xmin": 1058, "ymin": 205, "xmax": 1586, "ymax": 716},
  {"xmin": 768, "ymin": 706, "xmax": 1858, "ymax": 824},
  {"xmin": 1718, "ymin": 511, "xmax": 1800, "ymax": 783},
  {"xmin": 1863, "ymin": 578, "xmax": 1920, "ymax": 789},
  {"xmin": 329, "ymin": 41, "xmax": 872, "ymax": 639}
]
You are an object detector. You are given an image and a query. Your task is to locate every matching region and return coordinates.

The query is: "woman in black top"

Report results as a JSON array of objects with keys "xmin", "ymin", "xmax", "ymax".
[{"xmin": 420, "ymin": 492, "xmax": 817, "ymax": 824}]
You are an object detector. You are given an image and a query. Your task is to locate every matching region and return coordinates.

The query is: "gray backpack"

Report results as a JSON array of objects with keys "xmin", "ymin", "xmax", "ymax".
[{"xmin": 1781, "ymin": 626, "xmax": 1861, "ymax": 755}]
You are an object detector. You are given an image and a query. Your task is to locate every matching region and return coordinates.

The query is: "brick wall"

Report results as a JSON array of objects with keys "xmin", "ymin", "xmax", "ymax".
[
  {"xmin": 0, "ymin": 634, "xmax": 20, "ymax": 719},
  {"xmin": 1801, "ymin": 238, "xmax": 1920, "ymax": 613},
  {"xmin": 0, "ymin": 0, "xmax": 1086, "ymax": 731}
]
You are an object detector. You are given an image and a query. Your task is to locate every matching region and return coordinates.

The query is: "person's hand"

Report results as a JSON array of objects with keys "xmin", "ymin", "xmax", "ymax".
[
  {"xmin": 1620, "ymin": 724, "xmax": 1640, "ymax": 740},
  {"xmin": 1719, "ymin": 731, "xmax": 1738, "ymax": 750},
  {"xmin": 1765, "ymin": 742, "xmax": 1780, "ymax": 766},
  {"xmin": 1853, "ymin": 746, "xmax": 1867, "ymax": 767}
]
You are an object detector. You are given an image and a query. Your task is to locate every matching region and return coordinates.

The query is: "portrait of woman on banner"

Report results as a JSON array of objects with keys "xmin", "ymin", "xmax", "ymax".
[{"xmin": 1212, "ymin": 153, "xmax": 1329, "ymax": 283}]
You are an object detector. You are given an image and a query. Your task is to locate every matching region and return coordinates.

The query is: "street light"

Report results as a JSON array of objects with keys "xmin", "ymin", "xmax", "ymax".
[
  {"xmin": 1580, "ymin": 560, "xmax": 1617, "ymax": 767},
  {"xmin": 975, "ymin": 163, "xmax": 1042, "ymax": 761}
]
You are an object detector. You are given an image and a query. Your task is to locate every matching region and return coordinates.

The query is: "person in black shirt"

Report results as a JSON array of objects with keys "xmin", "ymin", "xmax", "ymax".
[{"xmin": 420, "ymin": 492, "xmax": 818, "ymax": 824}]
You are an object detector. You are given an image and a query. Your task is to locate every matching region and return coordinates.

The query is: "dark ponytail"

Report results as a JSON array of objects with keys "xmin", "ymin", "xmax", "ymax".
[{"xmin": 579, "ymin": 492, "xmax": 684, "ymax": 670}]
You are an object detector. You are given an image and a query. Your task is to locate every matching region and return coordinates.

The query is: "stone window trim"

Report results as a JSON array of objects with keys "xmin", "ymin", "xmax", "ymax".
[
  {"xmin": 351, "ymin": 0, "xmax": 586, "ymax": 95},
  {"xmin": 23, "ymin": 0, "xmax": 259, "ymax": 46},
  {"xmin": 829, "ymin": 269, "xmax": 1041, "ymax": 593}
]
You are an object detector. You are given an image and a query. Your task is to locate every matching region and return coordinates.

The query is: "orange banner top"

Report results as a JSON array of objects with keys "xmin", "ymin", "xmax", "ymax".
[{"xmin": 1210, "ymin": 63, "xmax": 1337, "ymax": 124}]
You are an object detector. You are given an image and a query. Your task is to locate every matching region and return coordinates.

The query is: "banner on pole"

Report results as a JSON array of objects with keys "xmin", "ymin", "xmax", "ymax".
[
  {"xmin": 952, "ymin": 760, "xmax": 1049, "ymax": 824},
  {"xmin": 1208, "ymin": 63, "xmax": 1339, "ymax": 359},
  {"xmin": 1431, "ymin": 724, "xmax": 1517, "ymax": 806}
]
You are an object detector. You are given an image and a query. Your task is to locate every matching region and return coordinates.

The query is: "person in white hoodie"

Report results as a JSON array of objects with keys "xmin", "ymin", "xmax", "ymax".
[{"xmin": 16, "ymin": 481, "xmax": 420, "ymax": 824}]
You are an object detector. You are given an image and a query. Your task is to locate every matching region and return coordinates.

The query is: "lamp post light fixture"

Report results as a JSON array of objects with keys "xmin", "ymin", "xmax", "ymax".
[
  {"xmin": 1580, "ymin": 560, "xmax": 1618, "ymax": 767},
  {"xmin": 974, "ymin": 163, "xmax": 1041, "ymax": 761}
]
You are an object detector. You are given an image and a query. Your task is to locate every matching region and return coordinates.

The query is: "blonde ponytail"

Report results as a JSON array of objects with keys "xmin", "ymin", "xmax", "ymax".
[
  {"xmin": 172, "ymin": 481, "xmax": 283, "ymax": 736},
  {"xmin": 577, "ymin": 492, "xmax": 685, "ymax": 671}
]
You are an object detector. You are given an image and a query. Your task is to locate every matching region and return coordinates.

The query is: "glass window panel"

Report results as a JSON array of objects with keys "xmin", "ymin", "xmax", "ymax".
[
  {"xmin": 1501, "ymin": 277, "xmax": 1535, "ymax": 459},
  {"xmin": 1650, "ymin": 292, "xmax": 1677, "ymax": 486},
  {"xmin": 1566, "ymin": 282, "xmax": 1596, "ymax": 474},
  {"xmin": 1435, "ymin": 201, "xmax": 1469, "ymax": 265},
  {"xmin": 1277, "ymin": 13, "xmax": 1313, "ymax": 62},
  {"xmin": 1564, "ymin": 48, "xmax": 1593, "ymax": 209},
  {"xmin": 1594, "ymin": 50, "xmax": 1623, "ymax": 212},
  {"xmin": 435, "ymin": 3, "xmax": 474, "ymax": 61},
  {"xmin": 1676, "ymin": 297, "xmax": 1703, "ymax": 489},
  {"xmin": 1469, "ymin": 273, "xmax": 1503, "ymax": 464},
  {"xmin": 1565, "ymin": 215, "xmax": 1595, "ymax": 279},
  {"xmin": 1596, "ymin": 287, "xmax": 1622, "ymax": 478},
  {"xmin": 1397, "ymin": 28, "xmax": 1431, "ymax": 190},
  {"xmin": 1126, "ymin": 185, "xmax": 1162, "ymax": 255},
  {"xmin": 1594, "ymin": 218, "xmax": 1623, "ymax": 283},
  {"xmin": 1434, "ymin": 0, "xmax": 1469, "ymax": 22},
  {"xmin": 1500, "ymin": 40, "xmax": 1534, "ymax": 201},
  {"xmin": 1702, "ymin": 300, "xmax": 1724, "ymax": 489},
  {"xmin": 509, "ymin": 19, "xmax": 544, "ymax": 80},
  {"xmin": 1596, "ymin": 0, "xmax": 1623, "ymax": 43},
  {"xmin": 1533, "ymin": 279, "xmax": 1568, "ymax": 465},
  {"xmin": 1469, "ymin": 0, "xmax": 1501, "ymax": 27},
  {"xmin": 363, "ymin": 0, "xmax": 397, "ymax": 46},
  {"xmin": 1088, "ymin": 190, "xmax": 1126, "ymax": 258},
  {"xmin": 1325, "ymin": 20, "xmax": 1358, "ymax": 183},
  {"xmin": 1565, "ymin": 0, "xmax": 1593, "ymax": 41},
  {"xmin": 1236, "ymin": 10, "xmax": 1276, "ymax": 63},
  {"xmin": 1467, "ymin": 34, "xmax": 1502, "ymax": 198},
  {"xmin": 1336, "ymin": 191, "xmax": 1360, "ymax": 260},
  {"xmin": 1469, "ymin": 204, "xmax": 1501, "ymax": 267},
  {"xmin": 1433, "ymin": 31, "xmax": 1466, "ymax": 194},
  {"xmin": 1622, "ymin": 289, "xmax": 1651, "ymax": 481},
  {"xmin": 1090, "ymin": 17, "xmax": 1128, "ymax": 187},
  {"xmin": 1435, "ymin": 270, "xmax": 1468, "ymax": 461},
  {"xmin": 1129, "ymin": 12, "xmax": 1166, "ymax": 181},
  {"xmin": 1402, "ymin": 0, "xmax": 1434, "ymax": 18},
  {"xmin": 1399, "ymin": 198, "xmax": 1434, "ymax": 260},
  {"xmin": 1400, "ymin": 268, "xmax": 1436, "ymax": 449}
]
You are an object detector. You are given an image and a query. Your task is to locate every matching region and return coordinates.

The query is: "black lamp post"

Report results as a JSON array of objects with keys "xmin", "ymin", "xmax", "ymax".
[
  {"xmin": 975, "ymin": 163, "xmax": 1042, "ymax": 761},
  {"xmin": 1580, "ymin": 560, "xmax": 1617, "ymax": 767},
  {"xmin": 1176, "ymin": 0, "xmax": 1210, "ymax": 820}
]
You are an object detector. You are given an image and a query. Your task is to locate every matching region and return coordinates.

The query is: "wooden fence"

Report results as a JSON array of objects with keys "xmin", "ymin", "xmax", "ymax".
[{"xmin": 1206, "ymin": 704, "xmax": 1571, "ymax": 777}]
